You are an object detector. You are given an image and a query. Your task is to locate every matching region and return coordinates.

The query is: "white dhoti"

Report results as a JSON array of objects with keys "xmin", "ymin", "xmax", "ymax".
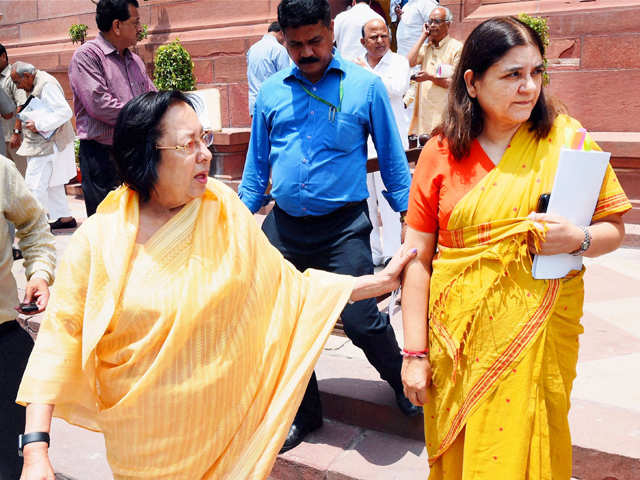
[
  {"xmin": 366, "ymin": 171, "xmax": 401, "ymax": 265},
  {"xmin": 24, "ymin": 141, "xmax": 76, "ymax": 221}
]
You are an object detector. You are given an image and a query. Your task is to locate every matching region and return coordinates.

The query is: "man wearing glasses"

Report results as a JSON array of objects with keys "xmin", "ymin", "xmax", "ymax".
[
  {"xmin": 405, "ymin": 6, "xmax": 462, "ymax": 136},
  {"xmin": 69, "ymin": 0, "xmax": 156, "ymax": 217},
  {"xmin": 394, "ymin": 0, "xmax": 438, "ymax": 57}
]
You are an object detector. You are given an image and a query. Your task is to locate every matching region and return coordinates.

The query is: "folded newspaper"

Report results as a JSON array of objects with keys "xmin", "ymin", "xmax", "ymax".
[{"xmin": 18, "ymin": 96, "xmax": 56, "ymax": 139}]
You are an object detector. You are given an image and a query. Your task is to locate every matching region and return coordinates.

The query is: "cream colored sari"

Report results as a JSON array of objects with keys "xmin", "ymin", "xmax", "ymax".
[{"xmin": 18, "ymin": 179, "xmax": 354, "ymax": 479}]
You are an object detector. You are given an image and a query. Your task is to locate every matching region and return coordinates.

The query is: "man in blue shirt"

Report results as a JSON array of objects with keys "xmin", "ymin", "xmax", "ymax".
[
  {"xmin": 239, "ymin": 0, "xmax": 418, "ymax": 454},
  {"xmin": 246, "ymin": 22, "xmax": 290, "ymax": 115}
]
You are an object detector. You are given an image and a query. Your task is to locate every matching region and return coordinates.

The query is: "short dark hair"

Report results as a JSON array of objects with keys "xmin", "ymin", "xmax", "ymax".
[
  {"xmin": 434, "ymin": 16, "xmax": 556, "ymax": 160},
  {"xmin": 113, "ymin": 90, "xmax": 194, "ymax": 203},
  {"xmin": 0, "ymin": 44, "xmax": 7, "ymax": 60},
  {"xmin": 268, "ymin": 21, "xmax": 282, "ymax": 33},
  {"xmin": 277, "ymin": 0, "xmax": 332, "ymax": 31},
  {"xmin": 96, "ymin": 0, "xmax": 139, "ymax": 33}
]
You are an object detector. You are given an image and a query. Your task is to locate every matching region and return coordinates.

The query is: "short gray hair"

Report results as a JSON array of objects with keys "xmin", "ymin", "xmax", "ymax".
[{"xmin": 12, "ymin": 61, "xmax": 36, "ymax": 77}]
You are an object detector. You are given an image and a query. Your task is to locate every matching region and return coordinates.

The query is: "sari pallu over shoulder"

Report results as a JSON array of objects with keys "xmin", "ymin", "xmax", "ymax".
[
  {"xmin": 17, "ymin": 179, "xmax": 355, "ymax": 479},
  {"xmin": 423, "ymin": 114, "xmax": 630, "ymax": 467}
]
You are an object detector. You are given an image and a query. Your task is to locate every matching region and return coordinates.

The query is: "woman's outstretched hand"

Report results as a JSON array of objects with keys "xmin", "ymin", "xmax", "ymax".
[{"xmin": 349, "ymin": 246, "xmax": 418, "ymax": 303}]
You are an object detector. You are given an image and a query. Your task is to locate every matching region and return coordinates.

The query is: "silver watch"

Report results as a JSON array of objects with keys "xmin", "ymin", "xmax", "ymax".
[{"xmin": 570, "ymin": 226, "xmax": 591, "ymax": 256}]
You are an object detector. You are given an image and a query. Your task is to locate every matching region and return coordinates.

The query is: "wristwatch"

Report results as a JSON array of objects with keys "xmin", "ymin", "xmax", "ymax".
[
  {"xmin": 18, "ymin": 431, "xmax": 50, "ymax": 457},
  {"xmin": 569, "ymin": 226, "xmax": 591, "ymax": 256},
  {"xmin": 13, "ymin": 128, "xmax": 20, "ymax": 134}
]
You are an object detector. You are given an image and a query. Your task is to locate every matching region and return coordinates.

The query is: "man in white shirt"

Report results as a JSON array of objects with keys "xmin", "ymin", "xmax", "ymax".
[
  {"xmin": 334, "ymin": 0, "xmax": 385, "ymax": 61},
  {"xmin": 11, "ymin": 62, "xmax": 77, "ymax": 230},
  {"xmin": 356, "ymin": 18, "xmax": 410, "ymax": 265},
  {"xmin": 395, "ymin": 0, "xmax": 438, "ymax": 56}
]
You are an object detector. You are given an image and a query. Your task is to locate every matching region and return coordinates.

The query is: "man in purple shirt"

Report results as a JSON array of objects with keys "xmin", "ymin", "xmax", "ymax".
[{"xmin": 69, "ymin": 0, "xmax": 155, "ymax": 216}]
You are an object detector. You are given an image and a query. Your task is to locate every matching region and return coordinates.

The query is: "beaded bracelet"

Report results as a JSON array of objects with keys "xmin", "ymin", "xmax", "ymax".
[{"xmin": 401, "ymin": 348, "xmax": 429, "ymax": 358}]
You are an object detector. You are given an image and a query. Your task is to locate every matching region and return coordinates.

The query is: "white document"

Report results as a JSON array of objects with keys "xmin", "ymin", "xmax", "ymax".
[
  {"xmin": 18, "ymin": 96, "xmax": 56, "ymax": 139},
  {"xmin": 532, "ymin": 148, "xmax": 610, "ymax": 279}
]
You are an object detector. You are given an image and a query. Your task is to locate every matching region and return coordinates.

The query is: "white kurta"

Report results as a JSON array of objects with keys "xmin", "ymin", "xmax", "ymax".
[
  {"xmin": 23, "ymin": 83, "xmax": 76, "ymax": 220},
  {"xmin": 334, "ymin": 3, "xmax": 385, "ymax": 61},
  {"xmin": 395, "ymin": 0, "xmax": 438, "ymax": 56},
  {"xmin": 358, "ymin": 50, "xmax": 411, "ymax": 263}
]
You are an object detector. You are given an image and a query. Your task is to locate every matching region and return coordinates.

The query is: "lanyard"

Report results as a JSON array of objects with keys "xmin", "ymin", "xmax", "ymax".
[{"xmin": 297, "ymin": 73, "xmax": 344, "ymax": 122}]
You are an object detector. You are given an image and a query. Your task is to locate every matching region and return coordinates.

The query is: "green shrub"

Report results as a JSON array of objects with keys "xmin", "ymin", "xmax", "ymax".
[
  {"xmin": 518, "ymin": 13, "xmax": 550, "ymax": 85},
  {"xmin": 153, "ymin": 39, "xmax": 195, "ymax": 91},
  {"xmin": 69, "ymin": 24, "xmax": 88, "ymax": 45},
  {"xmin": 137, "ymin": 23, "xmax": 149, "ymax": 42}
]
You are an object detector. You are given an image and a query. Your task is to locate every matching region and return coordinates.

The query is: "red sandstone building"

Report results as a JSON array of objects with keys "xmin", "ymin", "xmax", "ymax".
[{"xmin": 1, "ymin": 0, "xmax": 638, "ymax": 225}]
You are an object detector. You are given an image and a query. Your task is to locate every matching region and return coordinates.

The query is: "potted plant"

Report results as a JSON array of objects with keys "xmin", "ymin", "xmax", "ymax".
[
  {"xmin": 137, "ymin": 23, "xmax": 149, "ymax": 42},
  {"xmin": 153, "ymin": 39, "xmax": 195, "ymax": 91},
  {"xmin": 69, "ymin": 24, "xmax": 89, "ymax": 45},
  {"xmin": 518, "ymin": 13, "xmax": 550, "ymax": 85}
]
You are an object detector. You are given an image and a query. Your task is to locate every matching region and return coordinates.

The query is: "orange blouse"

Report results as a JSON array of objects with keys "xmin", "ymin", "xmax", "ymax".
[{"xmin": 406, "ymin": 137, "xmax": 495, "ymax": 234}]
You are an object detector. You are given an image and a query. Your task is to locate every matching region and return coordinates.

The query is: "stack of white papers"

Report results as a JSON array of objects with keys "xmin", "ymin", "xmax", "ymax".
[
  {"xmin": 532, "ymin": 148, "xmax": 610, "ymax": 279},
  {"xmin": 18, "ymin": 97, "xmax": 56, "ymax": 139}
]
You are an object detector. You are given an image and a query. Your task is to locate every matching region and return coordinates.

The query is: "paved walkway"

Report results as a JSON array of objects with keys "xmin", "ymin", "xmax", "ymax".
[{"xmin": 11, "ymin": 193, "xmax": 640, "ymax": 479}]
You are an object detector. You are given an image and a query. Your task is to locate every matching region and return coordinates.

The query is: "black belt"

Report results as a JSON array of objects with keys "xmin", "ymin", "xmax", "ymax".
[{"xmin": 275, "ymin": 201, "xmax": 364, "ymax": 222}]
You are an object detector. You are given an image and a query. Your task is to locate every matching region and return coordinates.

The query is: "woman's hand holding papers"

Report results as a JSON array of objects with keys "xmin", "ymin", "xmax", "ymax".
[{"xmin": 528, "ymin": 212, "xmax": 584, "ymax": 255}]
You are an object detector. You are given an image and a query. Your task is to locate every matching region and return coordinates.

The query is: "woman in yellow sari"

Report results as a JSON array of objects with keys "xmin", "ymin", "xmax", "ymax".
[
  {"xmin": 400, "ymin": 17, "xmax": 631, "ymax": 479},
  {"xmin": 17, "ymin": 91, "xmax": 416, "ymax": 480}
]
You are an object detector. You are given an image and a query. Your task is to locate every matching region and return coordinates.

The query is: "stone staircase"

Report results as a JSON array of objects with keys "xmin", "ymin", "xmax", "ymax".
[{"xmin": 269, "ymin": 296, "xmax": 640, "ymax": 480}]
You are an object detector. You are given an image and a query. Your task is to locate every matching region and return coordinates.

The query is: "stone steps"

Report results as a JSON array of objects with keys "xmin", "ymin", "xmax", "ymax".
[
  {"xmin": 271, "ymin": 419, "xmax": 429, "ymax": 480},
  {"xmin": 270, "ymin": 343, "xmax": 640, "ymax": 480}
]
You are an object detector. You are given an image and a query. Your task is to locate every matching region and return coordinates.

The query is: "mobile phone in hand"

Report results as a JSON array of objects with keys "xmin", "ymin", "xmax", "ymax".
[
  {"xmin": 537, "ymin": 193, "xmax": 551, "ymax": 213},
  {"xmin": 19, "ymin": 302, "xmax": 38, "ymax": 313}
]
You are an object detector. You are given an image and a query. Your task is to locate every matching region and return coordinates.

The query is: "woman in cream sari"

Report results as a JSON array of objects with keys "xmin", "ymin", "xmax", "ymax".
[
  {"xmin": 17, "ymin": 91, "xmax": 416, "ymax": 480},
  {"xmin": 400, "ymin": 17, "xmax": 631, "ymax": 479}
]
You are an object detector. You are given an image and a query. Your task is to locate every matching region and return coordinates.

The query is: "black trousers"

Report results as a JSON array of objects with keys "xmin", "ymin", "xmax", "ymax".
[
  {"xmin": 261, "ymin": 201, "xmax": 403, "ymax": 425},
  {"xmin": 79, "ymin": 139, "xmax": 120, "ymax": 217},
  {"xmin": 0, "ymin": 321, "xmax": 34, "ymax": 480}
]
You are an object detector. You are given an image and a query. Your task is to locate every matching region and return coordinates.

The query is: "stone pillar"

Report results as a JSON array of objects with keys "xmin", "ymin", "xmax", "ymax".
[{"xmin": 210, "ymin": 129, "xmax": 251, "ymax": 192}]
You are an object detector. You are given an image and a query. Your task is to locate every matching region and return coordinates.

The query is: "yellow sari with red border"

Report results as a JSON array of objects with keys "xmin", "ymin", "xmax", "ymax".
[{"xmin": 424, "ymin": 115, "xmax": 630, "ymax": 479}]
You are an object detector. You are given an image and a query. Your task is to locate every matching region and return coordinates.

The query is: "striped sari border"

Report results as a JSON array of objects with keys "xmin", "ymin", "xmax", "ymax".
[
  {"xmin": 429, "ymin": 279, "xmax": 560, "ymax": 465},
  {"xmin": 593, "ymin": 193, "xmax": 631, "ymax": 217}
]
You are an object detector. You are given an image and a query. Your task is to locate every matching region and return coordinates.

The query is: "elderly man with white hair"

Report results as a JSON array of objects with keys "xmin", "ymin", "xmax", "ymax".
[
  {"xmin": 406, "ymin": 5, "xmax": 462, "ymax": 135},
  {"xmin": 355, "ymin": 18, "xmax": 410, "ymax": 265},
  {"xmin": 11, "ymin": 61, "xmax": 77, "ymax": 230}
]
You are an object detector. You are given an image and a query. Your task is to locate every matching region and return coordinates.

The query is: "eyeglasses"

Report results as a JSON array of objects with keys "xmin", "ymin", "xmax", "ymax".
[
  {"xmin": 427, "ymin": 18, "xmax": 447, "ymax": 25},
  {"xmin": 156, "ymin": 130, "xmax": 215, "ymax": 155}
]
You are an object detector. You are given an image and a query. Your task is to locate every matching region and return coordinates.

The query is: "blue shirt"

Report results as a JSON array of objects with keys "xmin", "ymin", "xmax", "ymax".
[
  {"xmin": 239, "ymin": 53, "xmax": 411, "ymax": 217},
  {"xmin": 246, "ymin": 34, "xmax": 290, "ymax": 114}
]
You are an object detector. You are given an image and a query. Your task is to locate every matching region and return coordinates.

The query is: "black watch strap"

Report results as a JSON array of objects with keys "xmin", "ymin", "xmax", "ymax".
[{"xmin": 18, "ymin": 431, "xmax": 50, "ymax": 457}]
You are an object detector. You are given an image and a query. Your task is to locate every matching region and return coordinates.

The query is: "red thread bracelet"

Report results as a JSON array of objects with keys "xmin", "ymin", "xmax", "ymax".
[{"xmin": 402, "ymin": 348, "xmax": 429, "ymax": 358}]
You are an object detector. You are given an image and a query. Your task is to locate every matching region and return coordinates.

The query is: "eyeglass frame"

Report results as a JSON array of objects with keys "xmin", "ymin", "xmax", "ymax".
[
  {"xmin": 155, "ymin": 129, "xmax": 215, "ymax": 155},
  {"xmin": 427, "ymin": 18, "xmax": 448, "ymax": 25}
]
